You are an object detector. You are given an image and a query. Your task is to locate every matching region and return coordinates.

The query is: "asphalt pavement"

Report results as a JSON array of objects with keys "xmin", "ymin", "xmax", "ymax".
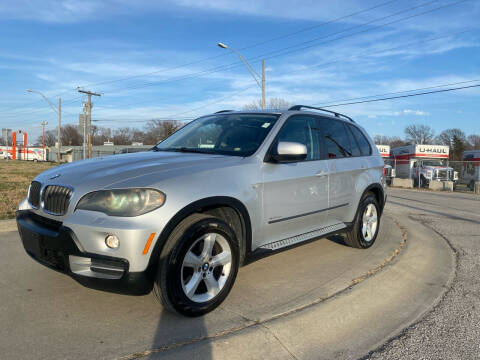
[{"xmin": 364, "ymin": 188, "xmax": 480, "ymax": 360}]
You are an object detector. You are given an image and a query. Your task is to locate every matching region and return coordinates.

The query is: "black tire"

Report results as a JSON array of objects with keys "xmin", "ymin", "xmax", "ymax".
[
  {"xmin": 344, "ymin": 192, "xmax": 381, "ymax": 249},
  {"xmin": 469, "ymin": 180, "xmax": 475, "ymax": 191},
  {"xmin": 420, "ymin": 176, "xmax": 427, "ymax": 188},
  {"xmin": 153, "ymin": 213, "xmax": 239, "ymax": 317}
]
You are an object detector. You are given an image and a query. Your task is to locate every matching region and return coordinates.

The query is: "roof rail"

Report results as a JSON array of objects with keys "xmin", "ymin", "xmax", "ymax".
[
  {"xmin": 215, "ymin": 110, "xmax": 234, "ymax": 113},
  {"xmin": 288, "ymin": 105, "xmax": 355, "ymax": 123}
]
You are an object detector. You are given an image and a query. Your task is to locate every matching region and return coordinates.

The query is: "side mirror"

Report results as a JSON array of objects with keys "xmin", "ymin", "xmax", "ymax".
[{"xmin": 267, "ymin": 141, "xmax": 307, "ymax": 163}]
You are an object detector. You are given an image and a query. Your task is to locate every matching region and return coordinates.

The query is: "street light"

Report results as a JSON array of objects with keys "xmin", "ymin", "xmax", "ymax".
[
  {"xmin": 41, "ymin": 121, "xmax": 48, "ymax": 161},
  {"xmin": 217, "ymin": 42, "xmax": 266, "ymax": 110},
  {"xmin": 26, "ymin": 89, "xmax": 61, "ymax": 162}
]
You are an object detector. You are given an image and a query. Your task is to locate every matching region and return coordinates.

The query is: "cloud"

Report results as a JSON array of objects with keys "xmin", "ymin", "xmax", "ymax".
[{"xmin": 393, "ymin": 109, "xmax": 430, "ymax": 116}]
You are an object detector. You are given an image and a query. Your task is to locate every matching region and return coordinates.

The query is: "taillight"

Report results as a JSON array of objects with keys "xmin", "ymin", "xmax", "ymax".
[{"xmin": 383, "ymin": 167, "xmax": 387, "ymax": 175}]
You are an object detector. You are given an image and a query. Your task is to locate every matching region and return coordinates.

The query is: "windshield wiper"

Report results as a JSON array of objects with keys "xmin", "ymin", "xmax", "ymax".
[{"xmin": 157, "ymin": 147, "xmax": 215, "ymax": 154}]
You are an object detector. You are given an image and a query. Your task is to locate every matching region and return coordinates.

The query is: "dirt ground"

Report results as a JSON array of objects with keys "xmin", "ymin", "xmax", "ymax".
[{"xmin": 0, "ymin": 160, "xmax": 55, "ymax": 219}]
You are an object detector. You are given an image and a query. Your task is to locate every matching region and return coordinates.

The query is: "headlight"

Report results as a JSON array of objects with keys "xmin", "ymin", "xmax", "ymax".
[
  {"xmin": 76, "ymin": 188, "xmax": 165, "ymax": 217},
  {"xmin": 426, "ymin": 170, "xmax": 432, "ymax": 178}
]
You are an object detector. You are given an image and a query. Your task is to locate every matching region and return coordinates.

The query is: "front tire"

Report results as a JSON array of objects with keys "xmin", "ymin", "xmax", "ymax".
[
  {"xmin": 344, "ymin": 193, "xmax": 380, "ymax": 249},
  {"xmin": 154, "ymin": 213, "xmax": 239, "ymax": 317}
]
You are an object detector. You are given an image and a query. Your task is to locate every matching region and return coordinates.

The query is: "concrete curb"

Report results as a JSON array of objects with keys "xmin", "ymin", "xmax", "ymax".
[
  {"xmin": 118, "ymin": 213, "xmax": 455, "ymax": 360},
  {"xmin": 0, "ymin": 219, "xmax": 17, "ymax": 233}
]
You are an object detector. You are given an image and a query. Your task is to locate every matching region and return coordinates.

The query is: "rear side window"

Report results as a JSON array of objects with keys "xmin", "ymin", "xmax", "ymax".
[
  {"xmin": 344, "ymin": 124, "xmax": 362, "ymax": 157},
  {"xmin": 348, "ymin": 124, "xmax": 372, "ymax": 156},
  {"xmin": 318, "ymin": 118, "xmax": 352, "ymax": 159}
]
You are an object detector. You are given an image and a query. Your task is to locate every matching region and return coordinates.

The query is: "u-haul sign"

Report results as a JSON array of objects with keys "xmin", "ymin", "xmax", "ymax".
[
  {"xmin": 375, "ymin": 145, "xmax": 390, "ymax": 158},
  {"xmin": 391, "ymin": 144, "xmax": 449, "ymax": 159}
]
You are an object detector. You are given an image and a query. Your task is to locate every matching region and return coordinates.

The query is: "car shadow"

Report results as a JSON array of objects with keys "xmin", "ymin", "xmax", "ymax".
[{"xmin": 147, "ymin": 308, "xmax": 212, "ymax": 359}]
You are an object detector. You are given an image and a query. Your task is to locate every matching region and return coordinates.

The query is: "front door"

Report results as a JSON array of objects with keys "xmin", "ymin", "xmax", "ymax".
[{"xmin": 260, "ymin": 115, "xmax": 329, "ymax": 247}]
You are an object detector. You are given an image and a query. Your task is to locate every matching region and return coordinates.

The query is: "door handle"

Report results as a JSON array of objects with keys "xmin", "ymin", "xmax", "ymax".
[{"xmin": 315, "ymin": 170, "xmax": 328, "ymax": 177}]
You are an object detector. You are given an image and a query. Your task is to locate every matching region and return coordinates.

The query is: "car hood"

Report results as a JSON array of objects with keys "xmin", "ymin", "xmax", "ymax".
[
  {"xmin": 424, "ymin": 166, "xmax": 453, "ymax": 171},
  {"xmin": 36, "ymin": 151, "xmax": 240, "ymax": 190}
]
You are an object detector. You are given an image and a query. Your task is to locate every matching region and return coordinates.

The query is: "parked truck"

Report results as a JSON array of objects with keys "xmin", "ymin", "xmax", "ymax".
[
  {"xmin": 0, "ymin": 146, "xmax": 48, "ymax": 161},
  {"xmin": 390, "ymin": 144, "xmax": 458, "ymax": 188},
  {"xmin": 460, "ymin": 150, "xmax": 480, "ymax": 190},
  {"xmin": 376, "ymin": 144, "xmax": 395, "ymax": 185}
]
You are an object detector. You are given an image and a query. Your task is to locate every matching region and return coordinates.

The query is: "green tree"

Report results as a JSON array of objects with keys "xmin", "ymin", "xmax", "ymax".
[{"xmin": 437, "ymin": 128, "xmax": 467, "ymax": 161}]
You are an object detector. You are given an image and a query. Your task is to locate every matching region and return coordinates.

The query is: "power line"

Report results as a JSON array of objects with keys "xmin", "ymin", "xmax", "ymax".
[
  {"xmin": 3, "ymin": 0, "xmax": 467, "ymax": 119},
  {"xmin": 0, "ymin": 96, "xmax": 83, "ymax": 117},
  {"xmin": 317, "ymin": 78, "xmax": 480, "ymax": 106},
  {"xmin": 316, "ymin": 83, "xmax": 480, "ymax": 108},
  {"xmin": 76, "ymin": 0, "xmax": 399, "ymax": 90},
  {"xmin": 94, "ymin": 80, "xmax": 480, "ymax": 124},
  {"xmin": 0, "ymin": 0, "xmax": 398, "ymax": 115},
  {"xmin": 97, "ymin": 0, "xmax": 463, "ymax": 95},
  {"xmin": 94, "ymin": 29, "xmax": 472, "ymax": 113},
  {"xmin": 3, "ymin": 0, "xmax": 471, "ymax": 124},
  {"xmin": 93, "ymin": 84, "xmax": 257, "ymax": 122}
]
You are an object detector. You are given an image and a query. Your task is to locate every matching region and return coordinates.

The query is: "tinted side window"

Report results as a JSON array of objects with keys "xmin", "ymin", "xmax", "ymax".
[
  {"xmin": 344, "ymin": 124, "xmax": 362, "ymax": 157},
  {"xmin": 275, "ymin": 116, "xmax": 320, "ymax": 161},
  {"xmin": 349, "ymin": 125, "xmax": 372, "ymax": 156},
  {"xmin": 318, "ymin": 118, "xmax": 352, "ymax": 159}
]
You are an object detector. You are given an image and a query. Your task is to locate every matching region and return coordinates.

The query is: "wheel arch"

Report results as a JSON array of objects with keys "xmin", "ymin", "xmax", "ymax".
[
  {"xmin": 146, "ymin": 196, "xmax": 252, "ymax": 276},
  {"xmin": 361, "ymin": 183, "xmax": 385, "ymax": 214}
]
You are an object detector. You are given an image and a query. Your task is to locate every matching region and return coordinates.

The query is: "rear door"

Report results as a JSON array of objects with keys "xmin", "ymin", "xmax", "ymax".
[
  {"xmin": 260, "ymin": 115, "xmax": 330, "ymax": 247},
  {"xmin": 317, "ymin": 118, "xmax": 365, "ymax": 224}
]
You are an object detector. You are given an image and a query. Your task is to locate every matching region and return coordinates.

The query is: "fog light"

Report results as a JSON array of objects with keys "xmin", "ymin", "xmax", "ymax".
[{"xmin": 105, "ymin": 234, "xmax": 119, "ymax": 249}]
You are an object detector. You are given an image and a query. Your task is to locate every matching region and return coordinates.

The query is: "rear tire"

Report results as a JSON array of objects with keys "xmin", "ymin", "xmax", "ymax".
[
  {"xmin": 344, "ymin": 193, "xmax": 380, "ymax": 249},
  {"xmin": 153, "ymin": 213, "xmax": 239, "ymax": 317}
]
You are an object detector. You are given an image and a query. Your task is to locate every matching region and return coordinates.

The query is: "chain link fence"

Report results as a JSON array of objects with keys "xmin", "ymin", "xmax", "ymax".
[{"xmin": 450, "ymin": 160, "xmax": 480, "ymax": 192}]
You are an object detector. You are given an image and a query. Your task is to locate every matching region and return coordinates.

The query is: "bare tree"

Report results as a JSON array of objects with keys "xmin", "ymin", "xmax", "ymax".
[
  {"xmin": 373, "ymin": 135, "xmax": 408, "ymax": 148},
  {"xmin": 389, "ymin": 137, "xmax": 409, "ymax": 148},
  {"xmin": 404, "ymin": 124, "xmax": 435, "ymax": 144},
  {"xmin": 467, "ymin": 134, "xmax": 480, "ymax": 149},
  {"xmin": 61, "ymin": 125, "xmax": 83, "ymax": 146},
  {"xmin": 36, "ymin": 131, "xmax": 52, "ymax": 146},
  {"xmin": 97, "ymin": 127, "xmax": 112, "ymax": 145},
  {"xmin": 144, "ymin": 120, "xmax": 183, "ymax": 144},
  {"xmin": 373, "ymin": 135, "xmax": 390, "ymax": 145},
  {"xmin": 113, "ymin": 127, "xmax": 133, "ymax": 145},
  {"xmin": 132, "ymin": 129, "xmax": 146, "ymax": 143},
  {"xmin": 243, "ymin": 97, "xmax": 293, "ymax": 111}
]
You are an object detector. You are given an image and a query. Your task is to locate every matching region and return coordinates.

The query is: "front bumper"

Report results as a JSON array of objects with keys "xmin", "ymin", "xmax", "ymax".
[{"xmin": 16, "ymin": 210, "xmax": 153, "ymax": 295}]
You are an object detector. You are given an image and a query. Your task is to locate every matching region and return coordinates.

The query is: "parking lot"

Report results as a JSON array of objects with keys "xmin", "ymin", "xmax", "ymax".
[{"xmin": 1, "ymin": 187, "xmax": 477, "ymax": 359}]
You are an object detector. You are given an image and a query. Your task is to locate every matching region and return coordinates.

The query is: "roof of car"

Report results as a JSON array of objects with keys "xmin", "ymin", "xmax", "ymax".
[{"xmin": 213, "ymin": 105, "xmax": 355, "ymax": 123}]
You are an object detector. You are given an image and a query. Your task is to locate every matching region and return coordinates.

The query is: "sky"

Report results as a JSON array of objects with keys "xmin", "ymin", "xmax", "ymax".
[{"xmin": 0, "ymin": 0, "xmax": 479, "ymax": 144}]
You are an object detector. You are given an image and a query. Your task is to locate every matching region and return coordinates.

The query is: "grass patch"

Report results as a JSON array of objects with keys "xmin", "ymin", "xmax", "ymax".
[{"xmin": 0, "ymin": 160, "xmax": 55, "ymax": 219}]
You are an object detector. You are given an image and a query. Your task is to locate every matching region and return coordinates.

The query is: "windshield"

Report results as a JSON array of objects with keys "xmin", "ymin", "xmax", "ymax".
[
  {"xmin": 153, "ymin": 113, "xmax": 280, "ymax": 157},
  {"xmin": 423, "ymin": 160, "xmax": 447, "ymax": 167}
]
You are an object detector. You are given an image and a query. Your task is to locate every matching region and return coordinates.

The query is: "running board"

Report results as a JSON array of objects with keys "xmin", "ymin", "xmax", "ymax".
[{"xmin": 260, "ymin": 223, "xmax": 347, "ymax": 251}]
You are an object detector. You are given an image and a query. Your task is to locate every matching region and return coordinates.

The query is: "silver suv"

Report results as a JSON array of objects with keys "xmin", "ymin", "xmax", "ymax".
[{"xmin": 17, "ymin": 105, "xmax": 386, "ymax": 316}]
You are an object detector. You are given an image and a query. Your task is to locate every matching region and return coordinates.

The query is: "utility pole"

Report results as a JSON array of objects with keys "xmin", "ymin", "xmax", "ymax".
[
  {"xmin": 261, "ymin": 59, "xmax": 266, "ymax": 110},
  {"xmin": 57, "ymin": 99, "xmax": 61, "ymax": 162},
  {"xmin": 78, "ymin": 89, "xmax": 101, "ymax": 158},
  {"xmin": 41, "ymin": 121, "xmax": 48, "ymax": 161}
]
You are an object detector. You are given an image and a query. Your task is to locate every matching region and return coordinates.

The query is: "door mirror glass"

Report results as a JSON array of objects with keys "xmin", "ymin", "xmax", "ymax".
[{"xmin": 268, "ymin": 141, "xmax": 307, "ymax": 163}]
